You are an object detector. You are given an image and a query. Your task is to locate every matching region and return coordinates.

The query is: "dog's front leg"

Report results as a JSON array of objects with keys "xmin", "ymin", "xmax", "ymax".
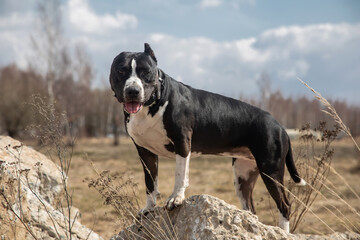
[
  {"xmin": 165, "ymin": 152, "xmax": 190, "ymax": 210},
  {"xmin": 135, "ymin": 144, "xmax": 159, "ymax": 215}
]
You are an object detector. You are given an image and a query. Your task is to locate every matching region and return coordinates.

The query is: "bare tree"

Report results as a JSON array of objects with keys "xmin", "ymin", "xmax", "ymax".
[
  {"xmin": 29, "ymin": 0, "xmax": 67, "ymax": 108},
  {"xmin": 74, "ymin": 44, "xmax": 93, "ymax": 87},
  {"xmin": 257, "ymin": 71, "xmax": 272, "ymax": 111},
  {"xmin": 83, "ymin": 89, "xmax": 111, "ymax": 137},
  {"xmin": 0, "ymin": 65, "xmax": 46, "ymax": 137},
  {"xmin": 111, "ymin": 97, "xmax": 124, "ymax": 146},
  {"xmin": 52, "ymin": 44, "xmax": 94, "ymax": 138}
]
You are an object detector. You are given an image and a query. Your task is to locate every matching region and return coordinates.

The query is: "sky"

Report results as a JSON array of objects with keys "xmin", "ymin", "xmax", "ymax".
[{"xmin": 0, "ymin": 0, "xmax": 360, "ymax": 103}]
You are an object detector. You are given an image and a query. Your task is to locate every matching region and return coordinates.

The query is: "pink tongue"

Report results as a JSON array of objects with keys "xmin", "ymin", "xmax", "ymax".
[{"xmin": 125, "ymin": 102, "xmax": 142, "ymax": 113}]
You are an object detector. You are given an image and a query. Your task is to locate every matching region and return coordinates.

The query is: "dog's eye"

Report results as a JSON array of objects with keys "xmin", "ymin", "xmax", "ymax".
[
  {"xmin": 140, "ymin": 70, "xmax": 152, "ymax": 80},
  {"xmin": 118, "ymin": 68, "xmax": 128, "ymax": 76},
  {"xmin": 140, "ymin": 69, "xmax": 150, "ymax": 75}
]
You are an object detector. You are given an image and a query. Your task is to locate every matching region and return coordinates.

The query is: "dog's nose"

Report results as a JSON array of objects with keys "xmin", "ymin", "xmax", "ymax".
[{"xmin": 126, "ymin": 87, "xmax": 140, "ymax": 98}]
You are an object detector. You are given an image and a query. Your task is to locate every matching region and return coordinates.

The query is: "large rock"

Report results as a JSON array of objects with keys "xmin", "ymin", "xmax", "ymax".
[
  {"xmin": 112, "ymin": 195, "xmax": 359, "ymax": 240},
  {"xmin": 0, "ymin": 136, "xmax": 103, "ymax": 240}
]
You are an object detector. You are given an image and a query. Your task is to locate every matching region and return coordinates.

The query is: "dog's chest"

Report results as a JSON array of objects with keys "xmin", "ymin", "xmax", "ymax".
[{"xmin": 126, "ymin": 101, "xmax": 174, "ymax": 158}]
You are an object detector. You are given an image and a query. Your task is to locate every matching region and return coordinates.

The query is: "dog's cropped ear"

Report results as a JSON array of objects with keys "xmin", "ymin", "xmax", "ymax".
[{"xmin": 144, "ymin": 43, "xmax": 157, "ymax": 63}]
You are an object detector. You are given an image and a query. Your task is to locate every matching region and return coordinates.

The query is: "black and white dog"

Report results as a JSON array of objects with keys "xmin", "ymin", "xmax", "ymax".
[{"xmin": 109, "ymin": 43, "xmax": 305, "ymax": 232}]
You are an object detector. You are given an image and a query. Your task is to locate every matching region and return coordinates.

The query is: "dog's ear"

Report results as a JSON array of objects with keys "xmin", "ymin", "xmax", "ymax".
[{"xmin": 144, "ymin": 43, "xmax": 157, "ymax": 63}]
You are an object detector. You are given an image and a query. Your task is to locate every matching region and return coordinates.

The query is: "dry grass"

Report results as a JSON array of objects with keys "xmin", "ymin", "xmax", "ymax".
[
  {"xmin": 26, "ymin": 135, "xmax": 360, "ymax": 239},
  {"xmin": 298, "ymin": 78, "xmax": 360, "ymax": 153},
  {"xmin": 20, "ymin": 81, "xmax": 360, "ymax": 239},
  {"xmin": 0, "ymin": 95, "xmax": 82, "ymax": 240}
]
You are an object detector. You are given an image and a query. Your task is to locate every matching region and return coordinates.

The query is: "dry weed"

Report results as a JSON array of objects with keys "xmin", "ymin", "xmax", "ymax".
[
  {"xmin": 85, "ymin": 161, "xmax": 140, "ymax": 228},
  {"xmin": 270, "ymin": 78, "xmax": 360, "ymax": 234},
  {"xmin": 287, "ymin": 121, "xmax": 340, "ymax": 232},
  {"xmin": 0, "ymin": 95, "xmax": 82, "ymax": 239},
  {"xmin": 85, "ymin": 160, "xmax": 178, "ymax": 240}
]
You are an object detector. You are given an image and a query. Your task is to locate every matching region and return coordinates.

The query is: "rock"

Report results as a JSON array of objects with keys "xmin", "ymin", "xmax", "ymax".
[
  {"xmin": 296, "ymin": 232, "xmax": 360, "ymax": 240},
  {"xmin": 0, "ymin": 136, "xmax": 103, "ymax": 240},
  {"xmin": 111, "ymin": 195, "xmax": 360, "ymax": 240}
]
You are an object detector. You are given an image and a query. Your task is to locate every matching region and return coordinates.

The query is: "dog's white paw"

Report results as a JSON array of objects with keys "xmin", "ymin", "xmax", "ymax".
[
  {"xmin": 137, "ymin": 206, "xmax": 154, "ymax": 220},
  {"xmin": 164, "ymin": 193, "xmax": 185, "ymax": 210},
  {"xmin": 137, "ymin": 190, "xmax": 160, "ymax": 219}
]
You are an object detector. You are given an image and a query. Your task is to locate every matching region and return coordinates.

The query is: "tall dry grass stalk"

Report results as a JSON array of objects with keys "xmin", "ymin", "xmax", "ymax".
[
  {"xmin": 86, "ymin": 159, "xmax": 140, "ymax": 228},
  {"xmin": 86, "ymin": 160, "xmax": 178, "ymax": 240},
  {"xmin": 298, "ymin": 78, "xmax": 360, "ymax": 200},
  {"xmin": 0, "ymin": 95, "xmax": 74, "ymax": 240},
  {"xmin": 29, "ymin": 95, "xmax": 78, "ymax": 240},
  {"xmin": 286, "ymin": 121, "xmax": 340, "ymax": 232},
  {"xmin": 276, "ymin": 78, "xmax": 360, "ymax": 234},
  {"xmin": 0, "ymin": 95, "xmax": 82, "ymax": 239},
  {"xmin": 263, "ymin": 78, "xmax": 360, "ymax": 234},
  {"xmin": 297, "ymin": 77, "xmax": 360, "ymax": 153},
  {"xmin": 324, "ymin": 163, "xmax": 360, "ymax": 200},
  {"xmin": 263, "ymin": 173, "xmax": 337, "ymax": 234}
]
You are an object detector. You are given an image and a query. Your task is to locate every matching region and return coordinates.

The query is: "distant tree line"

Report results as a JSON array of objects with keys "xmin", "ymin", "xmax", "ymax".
[
  {"xmin": 0, "ymin": 64, "xmax": 124, "ymax": 144},
  {"xmin": 244, "ymin": 72, "xmax": 360, "ymax": 136},
  {"xmin": 247, "ymin": 89, "xmax": 360, "ymax": 136},
  {"xmin": 1, "ymin": 63, "xmax": 360, "ymax": 142}
]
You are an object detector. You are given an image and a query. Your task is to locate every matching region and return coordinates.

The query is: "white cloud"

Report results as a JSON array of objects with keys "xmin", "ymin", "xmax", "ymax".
[
  {"xmin": 233, "ymin": 38, "xmax": 268, "ymax": 63},
  {"xmin": 0, "ymin": 30, "xmax": 32, "ymax": 69},
  {"xmin": 0, "ymin": 12, "xmax": 33, "ymax": 28},
  {"xmin": 70, "ymin": 21, "xmax": 360, "ymax": 101},
  {"xmin": 278, "ymin": 60, "xmax": 310, "ymax": 79},
  {"xmin": 129, "ymin": 23, "xmax": 360, "ymax": 100},
  {"xmin": 260, "ymin": 23, "xmax": 360, "ymax": 55},
  {"xmin": 0, "ymin": 11, "xmax": 34, "ymax": 68},
  {"xmin": 68, "ymin": 0, "xmax": 138, "ymax": 33},
  {"xmin": 142, "ymin": 34, "xmax": 262, "ymax": 94}
]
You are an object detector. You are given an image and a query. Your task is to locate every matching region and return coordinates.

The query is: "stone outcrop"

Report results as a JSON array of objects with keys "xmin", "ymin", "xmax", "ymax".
[
  {"xmin": 0, "ymin": 136, "xmax": 103, "ymax": 240},
  {"xmin": 112, "ymin": 195, "xmax": 360, "ymax": 240}
]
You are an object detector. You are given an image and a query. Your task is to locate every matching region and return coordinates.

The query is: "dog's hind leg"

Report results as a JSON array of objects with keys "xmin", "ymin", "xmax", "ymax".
[
  {"xmin": 251, "ymin": 128, "xmax": 291, "ymax": 232},
  {"xmin": 232, "ymin": 156, "xmax": 259, "ymax": 214},
  {"xmin": 259, "ymin": 169, "xmax": 290, "ymax": 232}
]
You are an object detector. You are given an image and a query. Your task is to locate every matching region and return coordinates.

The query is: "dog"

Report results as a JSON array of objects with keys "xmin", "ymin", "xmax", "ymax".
[{"xmin": 109, "ymin": 43, "xmax": 306, "ymax": 232}]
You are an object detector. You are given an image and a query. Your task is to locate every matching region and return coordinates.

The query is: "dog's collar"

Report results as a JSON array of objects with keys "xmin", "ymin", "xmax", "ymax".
[
  {"xmin": 159, "ymin": 76, "xmax": 164, "ymax": 91},
  {"xmin": 143, "ymin": 76, "xmax": 165, "ymax": 107}
]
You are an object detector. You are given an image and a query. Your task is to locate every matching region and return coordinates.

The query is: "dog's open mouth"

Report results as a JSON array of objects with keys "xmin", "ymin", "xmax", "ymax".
[{"xmin": 124, "ymin": 102, "xmax": 143, "ymax": 114}]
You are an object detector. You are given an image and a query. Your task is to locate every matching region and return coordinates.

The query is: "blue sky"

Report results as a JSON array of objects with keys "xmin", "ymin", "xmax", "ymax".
[
  {"xmin": 89, "ymin": 0, "xmax": 360, "ymax": 40},
  {"xmin": 1, "ymin": 0, "xmax": 360, "ymax": 103}
]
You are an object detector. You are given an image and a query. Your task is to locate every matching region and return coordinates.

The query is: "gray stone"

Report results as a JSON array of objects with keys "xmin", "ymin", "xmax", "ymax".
[
  {"xmin": 112, "ymin": 194, "xmax": 360, "ymax": 240},
  {"xmin": 0, "ymin": 136, "xmax": 103, "ymax": 240}
]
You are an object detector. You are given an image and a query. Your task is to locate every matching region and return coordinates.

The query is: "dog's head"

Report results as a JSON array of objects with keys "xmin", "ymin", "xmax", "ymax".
[{"xmin": 110, "ymin": 43, "xmax": 161, "ymax": 114}]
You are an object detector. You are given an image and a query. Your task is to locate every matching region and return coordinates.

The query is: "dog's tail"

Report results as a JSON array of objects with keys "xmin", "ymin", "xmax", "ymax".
[{"xmin": 286, "ymin": 139, "xmax": 306, "ymax": 186}]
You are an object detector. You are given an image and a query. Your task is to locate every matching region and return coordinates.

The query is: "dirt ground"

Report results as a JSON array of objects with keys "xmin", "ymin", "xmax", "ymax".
[{"xmin": 31, "ymin": 136, "xmax": 360, "ymax": 239}]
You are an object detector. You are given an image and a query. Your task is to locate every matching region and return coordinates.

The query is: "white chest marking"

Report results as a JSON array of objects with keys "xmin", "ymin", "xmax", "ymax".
[{"xmin": 127, "ymin": 101, "xmax": 174, "ymax": 158}]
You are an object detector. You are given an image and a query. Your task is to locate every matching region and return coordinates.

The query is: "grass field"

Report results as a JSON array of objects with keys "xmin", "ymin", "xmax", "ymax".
[{"xmin": 30, "ymin": 136, "xmax": 360, "ymax": 239}]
